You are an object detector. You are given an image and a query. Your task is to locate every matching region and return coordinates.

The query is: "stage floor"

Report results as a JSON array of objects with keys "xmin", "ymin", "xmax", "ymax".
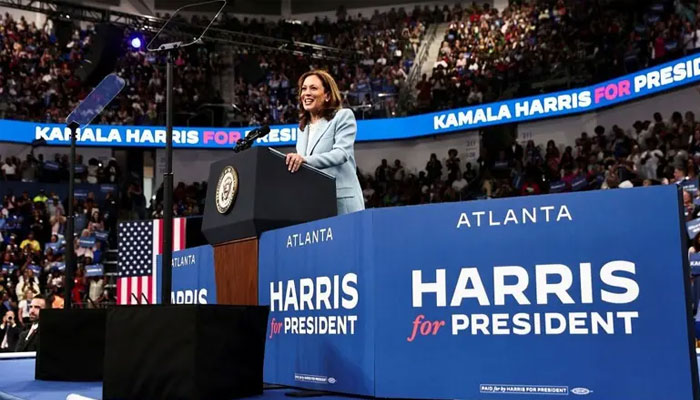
[
  {"xmin": 4, "ymin": 354, "xmax": 700, "ymax": 400},
  {"xmin": 0, "ymin": 358, "xmax": 352, "ymax": 400}
]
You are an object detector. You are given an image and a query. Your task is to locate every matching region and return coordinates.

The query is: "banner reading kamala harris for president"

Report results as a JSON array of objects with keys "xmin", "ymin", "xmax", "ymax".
[
  {"xmin": 259, "ymin": 185, "xmax": 697, "ymax": 400},
  {"xmin": 6, "ymin": 53, "xmax": 700, "ymax": 148}
]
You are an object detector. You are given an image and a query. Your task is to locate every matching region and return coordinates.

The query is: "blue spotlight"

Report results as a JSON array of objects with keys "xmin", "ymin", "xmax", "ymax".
[{"xmin": 130, "ymin": 37, "xmax": 142, "ymax": 49}]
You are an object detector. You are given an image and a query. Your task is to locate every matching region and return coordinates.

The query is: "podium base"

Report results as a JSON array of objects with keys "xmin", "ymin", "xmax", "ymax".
[
  {"xmin": 214, "ymin": 237, "xmax": 258, "ymax": 305},
  {"xmin": 103, "ymin": 304, "xmax": 269, "ymax": 400}
]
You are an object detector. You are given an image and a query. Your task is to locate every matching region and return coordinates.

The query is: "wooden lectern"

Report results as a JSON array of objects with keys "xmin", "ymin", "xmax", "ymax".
[{"xmin": 201, "ymin": 147, "xmax": 336, "ymax": 305}]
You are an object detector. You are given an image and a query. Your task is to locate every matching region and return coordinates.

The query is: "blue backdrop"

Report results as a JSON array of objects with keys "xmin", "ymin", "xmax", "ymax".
[
  {"xmin": 156, "ymin": 244, "xmax": 216, "ymax": 304},
  {"xmin": 259, "ymin": 185, "xmax": 697, "ymax": 399}
]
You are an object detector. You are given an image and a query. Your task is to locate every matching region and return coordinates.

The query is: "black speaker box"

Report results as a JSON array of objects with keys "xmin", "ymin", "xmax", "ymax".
[
  {"xmin": 76, "ymin": 23, "xmax": 124, "ymax": 87},
  {"xmin": 54, "ymin": 19, "xmax": 75, "ymax": 50},
  {"xmin": 36, "ymin": 308, "xmax": 107, "ymax": 381},
  {"xmin": 103, "ymin": 305, "xmax": 269, "ymax": 400}
]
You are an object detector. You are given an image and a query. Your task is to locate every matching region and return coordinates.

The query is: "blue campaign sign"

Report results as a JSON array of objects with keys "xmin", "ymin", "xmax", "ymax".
[
  {"xmin": 94, "ymin": 231, "xmax": 109, "ymax": 241},
  {"xmin": 690, "ymin": 253, "xmax": 700, "ymax": 276},
  {"xmin": 259, "ymin": 185, "xmax": 696, "ymax": 400},
  {"xmin": 688, "ymin": 218, "xmax": 700, "ymax": 238},
  {"xmin": 683, "ymin": 178, "xmax": 700, "ymax": 194},
  {"xmin": 43, "ymin": 161, "xmax": 60, "ymax": 171},
  {"xmin": 549, "ymin": 180, "xmax": 566, "ymax": 193},
  {"xmin": 259, "ymin": 213, "xmax": 376, "ymax": 395},
  {"xmin": 99, "ymin": 184, "xmax": 117, "ymax": 193},
  {"xmin": 156, "ymin": 245, "xmax": 216, "ymax": 304},
  {"xmin": 79, "ymin": 237, "xmax": 96, "ymax": 248},
  {"xmin": 370, "ymin": 186, "xmax": 693, "ymax": 399},
  {"xmin": 571, "ymin": 176, "xmax": 588, "ymax": 191},
  {"xmin": 1, "ymin": 263, "xmax": 16, "ymax": 272},
  {"xmin": 45, "ymin": 241, "xmax": 62, "ymax": 254},
  {"xmin": 85, "ymin": 264, "xmax": 104, "ymax": 277},
  {"xmin": 28, "ymin": 264, "xmax": 41, "ymax": 274},
  {"xmin": 3, "ymin": 53, "xmax": 700, "ymax": 148}
]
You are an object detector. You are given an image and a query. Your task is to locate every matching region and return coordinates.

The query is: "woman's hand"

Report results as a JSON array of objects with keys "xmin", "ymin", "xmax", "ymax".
[{"xmin": 285, "ymin": 153, "xmax": 305, "ymax": 173}]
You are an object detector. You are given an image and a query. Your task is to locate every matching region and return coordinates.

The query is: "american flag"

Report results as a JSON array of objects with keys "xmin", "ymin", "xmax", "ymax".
[{"xmin": 117, "ymin": 218, "xmax": 187, "ymax": 305}]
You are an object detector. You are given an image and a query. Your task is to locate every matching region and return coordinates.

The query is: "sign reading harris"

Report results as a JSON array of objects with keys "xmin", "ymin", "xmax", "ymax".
[
  {"xmin": 3, "ymin": 53, "xmax": 700, "ymax": 148},
  {"xmin": 259, "ymin": 215, "xmax": 374, "ymax": 395},
  {"xmin": 259, "ymin": 186, "xmax": 696, "ymax": 400},
  {"xmin": 156, "ymin": 245, "xmax": 216, "ymax": 305}
]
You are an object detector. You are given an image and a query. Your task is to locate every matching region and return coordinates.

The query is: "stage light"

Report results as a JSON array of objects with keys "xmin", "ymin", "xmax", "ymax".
[{"xmin": 130, "ymin": 37, "xmax": 142, "ymax": 49}]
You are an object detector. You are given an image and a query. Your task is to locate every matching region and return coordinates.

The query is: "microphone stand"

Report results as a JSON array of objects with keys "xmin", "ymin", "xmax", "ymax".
[
  {"xmin": 232, "ymin": 126, "xmax": 270, "ymax": 153},
  {"xmin": 64, "ymin": 121, "xmax": 79, "ymax": 309},
  {"xmin": 147, "ymin": 0, "xmax": 227, "ymax": 305}
]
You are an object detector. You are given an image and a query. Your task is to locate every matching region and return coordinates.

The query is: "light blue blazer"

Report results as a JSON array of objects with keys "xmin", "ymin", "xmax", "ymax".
[{"xmin": 296, "ymin": 108, "xmax": 365, "ymax": 215}]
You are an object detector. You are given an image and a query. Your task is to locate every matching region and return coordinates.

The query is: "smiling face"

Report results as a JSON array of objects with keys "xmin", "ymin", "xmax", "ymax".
[{"xmin": 300, "ymin": 74, "xmax": 329, "ymax": 116}]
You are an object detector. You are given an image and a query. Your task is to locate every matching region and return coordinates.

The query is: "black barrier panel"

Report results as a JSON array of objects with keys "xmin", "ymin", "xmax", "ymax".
[{"xmin": 103, "ymin": 304, "xmax": 269, "ymax": 400}]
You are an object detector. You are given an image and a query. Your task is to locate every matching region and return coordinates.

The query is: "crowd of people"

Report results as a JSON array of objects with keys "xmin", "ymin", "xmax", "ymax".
[
  {"xmin": 223, "ymin": 5, "xmax": 440, "ymax": 126},
  {"xmin": 135, "ymin": 181, "xmax": 208, "ymax": 221},
  {"xmin": 418, "ymin": 0, "xmax": 700, "ymax": 112},
  {"xmin": 0, "ymin": 183, "xmax": 117, "ymax": 350},
  {"xmin": 358, "ymin": 107, "xmax": 700, "ymax": 211},
  {"xmin": 1, "ymin": 153, "xmax": 121, "ymax": 184},
  {"xmin": 3, "ymin": 1, "xmax": 700, "ymax": 128},
  {"xmin": 0, "ymin": 12, "xmax": 221, "ymax": 126},
  {"xmin": 0, "ymin": 6, "xmax": 434, "ymax": 128}
]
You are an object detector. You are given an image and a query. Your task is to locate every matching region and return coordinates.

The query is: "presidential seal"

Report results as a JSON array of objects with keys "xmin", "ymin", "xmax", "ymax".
[{"xmin": 215, "ymin": 165, "xmax": 239, "ymax": 214}]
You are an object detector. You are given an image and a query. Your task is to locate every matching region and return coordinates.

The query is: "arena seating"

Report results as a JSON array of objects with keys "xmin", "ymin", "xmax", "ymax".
[
  {"xmin": 3, "ymin": 0, "xmax": 700, "ymax": 357},
  {"xmin": 2, "ymin": 2, "xmax": 698, "ymax": 126},
  {"xmin": 426, "ymin": 0, "xmax": 698, "ymax": 110}
]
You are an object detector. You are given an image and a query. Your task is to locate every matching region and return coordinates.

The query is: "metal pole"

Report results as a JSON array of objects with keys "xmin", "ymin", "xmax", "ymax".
[
  {"xmin": 64, "ymin": 121, "xmax": 78, "ymax": 309},
  {"xmin": 161, "ymin": 51, "xmax": 174, "ymax": 305}
]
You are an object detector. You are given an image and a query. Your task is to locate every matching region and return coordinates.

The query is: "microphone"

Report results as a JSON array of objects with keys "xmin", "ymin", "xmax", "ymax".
[{"xmin": 233, "ymin": 125, "xmax": 270, "ymax": 153}]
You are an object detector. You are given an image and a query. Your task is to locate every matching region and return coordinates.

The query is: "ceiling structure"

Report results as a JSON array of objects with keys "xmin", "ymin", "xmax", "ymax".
[{"xmin": 153, "ymin": 0, "xmax": 469, "ymax": 15}]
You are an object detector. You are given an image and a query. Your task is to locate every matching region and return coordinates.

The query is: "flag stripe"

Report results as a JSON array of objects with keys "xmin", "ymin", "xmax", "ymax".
[
  {"xmin": 119, "ymin": 276, "xmax": 126, "ymax": 305},
  {"xmin": 178, "ymin": 218, "xmax": 185, "ymax": 250},
  {"xmin": 174, "ymin": 219, "xmax": 181, "ymax": 251},
  {"xmin": 118, "ymin": 218, "xmax": 188, "ymax": 306},
  {"xmin": 143, "ymin": 276, "xmax": 151, "ymax": 304},
  {"xmin": 152, "ymin": 220, "xmax": 160, "ymax": 304},
  {"xmin": 129, "ymin": 276, "xmax": 135, "ymax": 305},
  {"xmin": 133, "ymin": 276, "xmax": 139, "ymax": 305},
  {"xmin": 136, "ymin": 276, "xmax": 142, "ymax": 304}
]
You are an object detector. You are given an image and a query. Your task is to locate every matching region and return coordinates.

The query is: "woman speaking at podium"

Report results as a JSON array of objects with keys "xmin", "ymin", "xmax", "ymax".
[{"xmin": 285, "ymin": 70, "xmax": 365, "ymax": 215}]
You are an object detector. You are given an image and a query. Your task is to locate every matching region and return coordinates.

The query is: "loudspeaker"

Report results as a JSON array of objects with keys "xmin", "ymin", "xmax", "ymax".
[
  {"xmin": 76, "ymin": 23, "xmax": 124, "ymax": 87},
  {"xmin": 103, "ymin": 305, "xmax": 269, "ymax": 400},
  {"xmin": 54, "ymin": 19, "xmax": 75, "ymax": 50},
  {"xmin": 36, "ymin": 308, "xmax": 107, "ymax": 381}
]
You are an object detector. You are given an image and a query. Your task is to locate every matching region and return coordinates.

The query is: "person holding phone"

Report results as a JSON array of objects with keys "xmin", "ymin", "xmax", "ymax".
[{"xmin": 0, "ymin": 310, "xmax": 20, "ymax": 352}]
